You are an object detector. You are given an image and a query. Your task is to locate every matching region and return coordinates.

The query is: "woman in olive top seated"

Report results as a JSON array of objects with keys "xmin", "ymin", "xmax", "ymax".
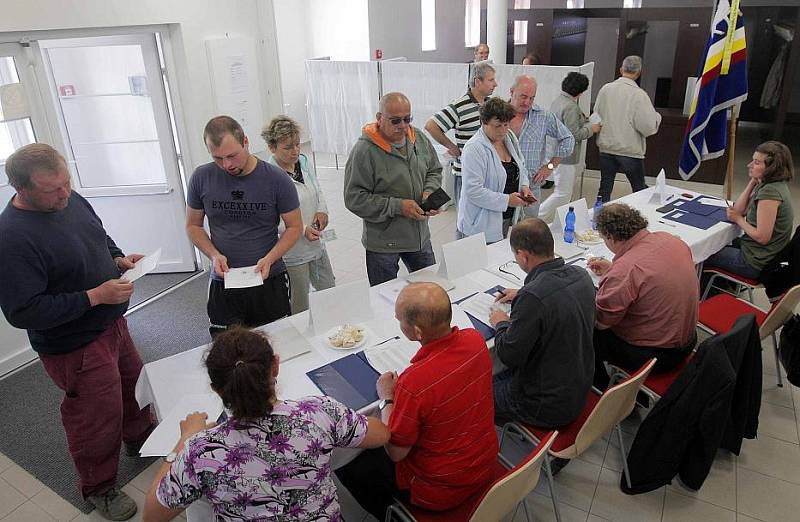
[{"xmin": 707, "ymin": 141, "xmax": 794, "ymax": 281}]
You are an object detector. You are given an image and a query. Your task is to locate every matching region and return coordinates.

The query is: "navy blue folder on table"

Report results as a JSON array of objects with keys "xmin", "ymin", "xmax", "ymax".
[
  {"xmin": 679, "ymin": 197, "xmax": 726, "ymax": 216},
  {"xmin": 307, "ymin": 351, "xmax": 380, "ymax": 410},
  {"xmin": 454, "ymin": 285, "xmax": 506, "ymax": 341},
  {"xmin": 662, "ymin": 208, "xmax": 728, "ymax": 230}
]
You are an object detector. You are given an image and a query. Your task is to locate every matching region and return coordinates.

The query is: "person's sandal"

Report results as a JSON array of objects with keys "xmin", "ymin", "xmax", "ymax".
[{"xmin": 87, "ymin": 487, "xmax": 137, "ymax": 521}]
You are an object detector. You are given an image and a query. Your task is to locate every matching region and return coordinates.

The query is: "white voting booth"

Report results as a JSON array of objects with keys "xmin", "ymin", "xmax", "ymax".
[{"xmin": 303, "ymin": 59, "xmax": 596, "ymax": 166}]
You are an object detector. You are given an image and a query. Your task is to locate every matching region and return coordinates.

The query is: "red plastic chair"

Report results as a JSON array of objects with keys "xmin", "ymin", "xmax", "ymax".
[
  {"xmin": 701, "ymin": 266, "xmax": 762, "ymax": 302},
  {"xmin": 499, "ymin": 359, "xmax": 656, "ymax": 522},
  {"xmin": 609, "ymin": 351, "xmax": 695, "ymax": 403},
  {"xmin": 384, "ymin": 431, "xmax": 557, "ymax": 522},
  {"xmin": 698, "ymin": 284, "xmax": 800, "ymax": 387}
]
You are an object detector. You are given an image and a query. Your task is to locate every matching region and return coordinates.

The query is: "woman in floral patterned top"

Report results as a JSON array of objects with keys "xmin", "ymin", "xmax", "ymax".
[{"xmin": 143, "ymin": 327, "xmax": 390, "ymax": 521}]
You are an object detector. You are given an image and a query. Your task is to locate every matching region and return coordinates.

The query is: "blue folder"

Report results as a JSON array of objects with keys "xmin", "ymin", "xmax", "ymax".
[
  {"xmin": 306, "ymin": 351, "xmax": 380, "ymax": 410},
  {"xmin": 454, "ymin": 285, "xmax": 506, "ymax": 340},
  {"xmin": 679, "ymin": 196, "xmax": 726, "ymax": 216},
  {"xmin": 662, "ymin": 209, "xmax": 727, "ymax": 230}
]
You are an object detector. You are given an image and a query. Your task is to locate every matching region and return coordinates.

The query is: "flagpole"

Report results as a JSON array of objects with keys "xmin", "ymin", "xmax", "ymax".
[{"xmin": 724, "ymin": 104, "xmax": 739, "ymax": 200}]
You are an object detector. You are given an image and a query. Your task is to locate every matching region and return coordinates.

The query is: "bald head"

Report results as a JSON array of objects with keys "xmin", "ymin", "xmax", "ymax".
[
  {"xmin": 510, "ymin": 75, "xmax": 537, "ymax": 114},
  {"xmin": 396, "ymin": 283, "xmax": 452, "ymax": 336},
  {"xmin": 378, "ymin": 92, "xmax": 411, "ymax": 113}
]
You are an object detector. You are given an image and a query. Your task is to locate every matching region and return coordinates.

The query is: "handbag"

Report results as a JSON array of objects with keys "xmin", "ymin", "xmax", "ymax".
[{"xmin": 779, "ymin": 314, "xmax": 800, "ymax": 386}]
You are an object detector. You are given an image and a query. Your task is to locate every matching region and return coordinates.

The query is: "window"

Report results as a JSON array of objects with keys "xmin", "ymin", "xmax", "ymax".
[
  {"xmin": 421, "ymin": 0, "xmax": 436, "ymax": 51},
  {"xmin": 624, "ymin": 0, "xmax": 642, "ymax": 7},
  {"xmin": 566, "ymin": 0, "xmax": 585, "ymax": 7},
  {"xmin": 0, "ymin": 55, "xmax": 36, "ymax": 185},
  {"xmin": 465, "ymin": 0, "xmax": 480, "ymax": 48},
  {"xmin": 514, "ymin": 20, "xmax": 528, "ymax": 45},
  {"xmin": 513, "ymin": 0, "xmax": 531, "ymax": 8}
]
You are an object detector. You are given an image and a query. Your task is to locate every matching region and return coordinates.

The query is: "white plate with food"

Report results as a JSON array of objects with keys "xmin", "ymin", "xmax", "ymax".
[
  {"xmin": 326, "ymin": 323, "xmax": 367, "ymax": 350},
  {"xmin": 575, "ymin": 229, "xmax": 604, "ymax": 245}
]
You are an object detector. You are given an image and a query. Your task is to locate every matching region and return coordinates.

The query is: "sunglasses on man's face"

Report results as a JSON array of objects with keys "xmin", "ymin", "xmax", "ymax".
[{"xmin": 388, "ymin": 116, "xmax": 413, "ymax": 125}]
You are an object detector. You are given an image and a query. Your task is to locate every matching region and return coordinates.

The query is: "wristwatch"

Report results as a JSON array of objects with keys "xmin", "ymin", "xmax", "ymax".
[
  {"xmin": 379, "ymin": 399, "xmax": 394, "ymax": 411},
  {"xmin": 547, "ymin": 162, "xmax": 555, "ymax": 171},
  {"xmin": 163, "ymin": 451, "xmax": 178, "ymax": 464}
]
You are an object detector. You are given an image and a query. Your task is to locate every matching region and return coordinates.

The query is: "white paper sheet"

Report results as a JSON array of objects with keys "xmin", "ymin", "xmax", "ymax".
[
  {"xmin": 224, "ymin": 265, "xmax": 263, "ymax": 289},
  {"xmin": 139, "ymin": 393, "xmax": 224, "ymax": 457},
  {"xmin": 440, "ymin": 233, "xmax": 488, "ymax": 280},
  {"xmin": 648, "ymin": 169, "xmax": 667, "ymax": 205},
  {"xmin": 254, "ymin": 321, "xmax": 311, "ymax": 362},
  {"xmin": 698, "ymin": 197, "xmax": 730, "ymax": 208},
  {"xmin": 378, "ymin": 278, "xmax": 408, "ymax": 304},
  {"xmin": 363, "ymin": 338, "xmax": 420, "ymax": 375},
  {"xmin": 460, "ymin": 292, "xmax": 510, "ymax": 326},
  {"xmin": 589, "ymin": 112, "xmax": 602, "ymax": 125},
  {"xmin": 486, "ymin": 259, "xmax": 527, "ymax": 284},
  {"xmin": 121, "ymin": 249, "xmax": 161, "ymax": 283},
  {"xmin": 451, "ymin": 304, "xmax": 476, "ymax": 331}
]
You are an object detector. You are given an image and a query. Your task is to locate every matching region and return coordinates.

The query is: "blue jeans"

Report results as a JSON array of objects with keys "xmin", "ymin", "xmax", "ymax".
[
  {"xmin": 492, "ymin": 369, "xmax": 521, "ymax": 426},
  {"xmin": 701, "ymin": 245, "xmax": 761, "ymax": 297},
  {"xmin": 705, "ymin": 246, "xmax": 761, "ymax": 279},
  {"xmin": 598, "ymin": 153, "xmax": 647, "ymax": 202},
  {"xmin": 365, "ymin": 240, "xmax": 436, "ymax": 286}
]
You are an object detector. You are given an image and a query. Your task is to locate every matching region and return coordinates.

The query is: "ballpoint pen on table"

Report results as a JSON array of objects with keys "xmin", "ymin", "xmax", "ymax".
[
  {"xmin": 371, "ymin": 336, "xmax": 400, "ymax": 347},
  {"xmin": 658, "ymin": 220, "xmax": 677, "ymax": 228}
]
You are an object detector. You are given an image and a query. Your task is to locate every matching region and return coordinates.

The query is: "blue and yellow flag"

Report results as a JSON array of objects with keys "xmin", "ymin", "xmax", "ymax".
[{"xmin": 679, "ymin": 0, "xmax": 748, "ymax": 180}]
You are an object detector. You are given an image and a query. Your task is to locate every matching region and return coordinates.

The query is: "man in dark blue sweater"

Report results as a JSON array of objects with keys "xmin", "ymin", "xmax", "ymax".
[{"xmin": 0, "ymin": 144, "xmax": 154, "ymax": 521}]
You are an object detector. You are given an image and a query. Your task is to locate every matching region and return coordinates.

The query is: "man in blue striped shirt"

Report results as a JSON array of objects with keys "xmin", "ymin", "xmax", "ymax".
[
  {"xmin": 425, "ymin": 61, "xmax": 496, "ymax": 222},
  {"xmin": 509, "ymin": 75, "xmax": 575, "ymax": 218}
]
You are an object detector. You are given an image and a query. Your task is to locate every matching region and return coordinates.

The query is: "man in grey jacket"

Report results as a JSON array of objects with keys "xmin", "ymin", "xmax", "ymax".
[
  {"xmin": 540, "ymin": 72, "xmax": 601, "ymax": 222},
  {"xmin": 489, "ymin": 218, "xmax": 595, "ymax": 432},
  {"xmin": 344, "ymin": 92, "xmax": 443, "ymax": 286},
  {"xmin": 594, "ymin": 56, "xmax": 662, "ymax": 202}
]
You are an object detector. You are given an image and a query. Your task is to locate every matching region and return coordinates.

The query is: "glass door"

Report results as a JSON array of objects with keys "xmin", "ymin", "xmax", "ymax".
[{"xmin": 38, "ymin": 33, "xmax": 196, "ymax": 272}]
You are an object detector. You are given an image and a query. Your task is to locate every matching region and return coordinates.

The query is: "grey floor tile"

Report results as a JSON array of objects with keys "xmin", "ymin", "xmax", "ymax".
[
  {"xmin": 662, "ymin": 490, "xmax": 736, "ymax": 522},
  {"xmin": 757, "ymin": 402, "xmax": 799, "ymax": 444},
  {"xmin": 589, "ymin": 468, "xmax": 664, "ymax": 522},
  {"xmin": 667, "ymin": 450, "xmax": 737, "ymax": 511},
  {"xmin": 737, "ymin": 434, "xmax": 800, "ymax": 485},
  {"xmin": 737, "ymin": 467, "xmax": 800, "ymax": 522},
  {"xmin": 534, "ymin": 458, "xmax": 601, "ymax": 512}
]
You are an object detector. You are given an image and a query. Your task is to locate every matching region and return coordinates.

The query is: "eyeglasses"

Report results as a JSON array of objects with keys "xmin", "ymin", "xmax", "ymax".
[{"xmin": 388, "ymin": 116, "xmax": 413, "ymax": 125}]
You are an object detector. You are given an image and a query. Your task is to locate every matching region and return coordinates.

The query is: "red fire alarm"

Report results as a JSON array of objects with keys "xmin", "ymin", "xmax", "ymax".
[{"xmin": 375, "ymin": 49, "xmax": 383, "ymax": 60}]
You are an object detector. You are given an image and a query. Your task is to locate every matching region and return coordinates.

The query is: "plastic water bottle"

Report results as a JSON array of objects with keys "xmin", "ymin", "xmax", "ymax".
[
  {"xmin": 592, "ymin": 196, "xmax": 603, "ymax": 230},
  {"xmin": 564, "ymin": 206, "xmax": 576, "ymax": 243}
]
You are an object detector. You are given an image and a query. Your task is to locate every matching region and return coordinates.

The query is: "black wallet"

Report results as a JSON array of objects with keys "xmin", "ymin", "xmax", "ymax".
[{"xmin": 420, "ymin": 188, "xmax": 451, "ymax": 212}]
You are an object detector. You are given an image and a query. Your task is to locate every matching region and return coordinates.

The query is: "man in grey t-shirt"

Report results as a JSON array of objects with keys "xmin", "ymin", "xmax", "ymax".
[{"xmin": 186, "ymin": 116, "xmax": 302, "ymax": 335}]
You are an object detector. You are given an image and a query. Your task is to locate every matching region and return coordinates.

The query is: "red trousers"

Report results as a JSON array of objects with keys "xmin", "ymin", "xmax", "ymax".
[{"xmin": 39, "ymin": 317, "xmax": 154, "ymax": 498}]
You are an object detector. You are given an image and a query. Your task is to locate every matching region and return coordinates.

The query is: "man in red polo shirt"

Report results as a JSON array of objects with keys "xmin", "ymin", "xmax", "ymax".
[{"xmin": 336, "ymin": 282, "xmax": 497, "ymax": 518}]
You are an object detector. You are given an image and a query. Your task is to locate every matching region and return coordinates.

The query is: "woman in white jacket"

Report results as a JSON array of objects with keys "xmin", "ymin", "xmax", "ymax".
[
  {"xmin": 263, "ymin": 116, "xmax": 335, "ymax": 314},
  {"xmin": 457, "ymin": 97, "xmax": 534, "ymax": 243}
]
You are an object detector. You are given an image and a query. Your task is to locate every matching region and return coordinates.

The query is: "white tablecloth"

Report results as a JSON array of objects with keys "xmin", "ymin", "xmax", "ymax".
[{"xmin": 134, "ymin": 186, "xmax": 737, "ymax": 520}]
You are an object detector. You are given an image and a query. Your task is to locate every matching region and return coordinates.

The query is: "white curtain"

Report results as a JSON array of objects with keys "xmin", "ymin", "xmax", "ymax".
[
  {"xmin": 305, "ymin": 60, "xmax": 379, "ymax": 155},
  {"xmin": 381, "ymin": 61, "xmax": 470, "ymax": 139}
]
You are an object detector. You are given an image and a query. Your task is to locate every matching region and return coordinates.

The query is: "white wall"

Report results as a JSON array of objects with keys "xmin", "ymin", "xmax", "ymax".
[
  {"xmin": 584, "ymin": 18, "xmax": 619, "ymax": 103},
  {"xmin": 274, "ymin": 0, "xmax": 311, "ymax": 139},
  {"xmin": 0, "ymin": 0, "xmax": 283, "ymax": 376},
  {"xmin": 369, "ymin": 0, "xmax": 475, "ymax": 63},
  {"xmin": 273, "ymin": 0, "xmax": 369, "ymax": 144},
  {"xmin": 640, "ymin": 20, "xmax": 679, "ymax": 105}
]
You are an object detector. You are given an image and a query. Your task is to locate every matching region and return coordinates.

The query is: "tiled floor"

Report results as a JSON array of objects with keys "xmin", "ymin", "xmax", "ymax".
[{"xmin": 2, "ymin": 128, "xmax": 800, "ymax": 521}]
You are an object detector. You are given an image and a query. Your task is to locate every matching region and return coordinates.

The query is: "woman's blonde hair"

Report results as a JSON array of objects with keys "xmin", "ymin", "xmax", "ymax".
[{"xmin": 261, "ymin": 115, "xmax": 301, "ymax": 147}]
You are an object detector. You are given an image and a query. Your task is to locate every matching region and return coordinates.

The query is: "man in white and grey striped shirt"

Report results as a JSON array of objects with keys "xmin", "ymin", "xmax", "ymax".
[{"xmin": 425, "ymin": 61, "xmax": 496, "ymax": 221}]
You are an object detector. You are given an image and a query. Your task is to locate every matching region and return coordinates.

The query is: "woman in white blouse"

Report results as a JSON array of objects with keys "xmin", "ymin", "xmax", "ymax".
[{"xmin": 263, "ymin": 116, "xmax": 335, "ymax": 313}]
